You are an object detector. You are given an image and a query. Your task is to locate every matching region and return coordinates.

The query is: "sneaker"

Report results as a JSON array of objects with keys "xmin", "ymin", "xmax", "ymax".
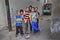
[{"xmin": 25, "ymin": 34, "xmax": 30, "ymax": 39}]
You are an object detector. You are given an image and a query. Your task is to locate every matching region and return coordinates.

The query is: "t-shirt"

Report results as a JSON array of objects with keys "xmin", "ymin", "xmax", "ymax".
[
  {"xmin": 30, "ymin": 12, "xmax": 37, "ymax": 22},
  {"xmin": 24, "ymin": 11, "xmax": 30, "ymax": 22},
  {"xmin": 16, "ymin": 15, "xmax": 23, "ymax": 26},
  {"xmin": 35, "ymin": 11, "xmax": 40, "ymax": 15}
]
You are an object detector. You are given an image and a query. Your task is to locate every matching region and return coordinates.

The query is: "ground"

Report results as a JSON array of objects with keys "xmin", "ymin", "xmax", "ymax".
[{"xmin": 0, "ymin": 16, "xmax": 59, "ymax": 40}]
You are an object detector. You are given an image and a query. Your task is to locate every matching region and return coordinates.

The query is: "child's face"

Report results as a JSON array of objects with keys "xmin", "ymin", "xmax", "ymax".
[
  {"xmin": 26, "ymin": 8, "xmax": 29, "ymax": 11},
  {"xmin": 20, "ymin": 12, "xmax": 23, "ymax": 15},
  {"xmin": 17, "ymin": 11, "xmax": 20, "ymax": 15},
  {"xmin": 31, "ymin": 8, "xmax": 35, "ymax": 12}
]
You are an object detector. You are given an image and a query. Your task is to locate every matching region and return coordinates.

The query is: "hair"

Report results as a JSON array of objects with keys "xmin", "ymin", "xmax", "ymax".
[
  {"xmin": 35, "ymin": 7, "xmax": 38, "ymax": 9},
  {"xmin": 20, "ymin": 9, "xmax": 23, "ymax": 12},
  {"xmin": 26, "ymin": 7, "xmax": 29, "ymax": 9},
  {"xmin": 29, "ymin": 5, "xmax": 32, "ymax": 8},
  {"xmin": 32, "ymin": 7, "xmax": 35, "ymax": 9}
]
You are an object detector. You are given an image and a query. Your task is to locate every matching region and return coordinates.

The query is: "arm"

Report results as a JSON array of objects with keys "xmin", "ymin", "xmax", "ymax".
[
  {"xmin": 36, "ymin": 12, "xmax": 40, "ymax": 19},
  {"xmin": 29, "ymin": 14, "xmax": 32, "ymax": 23},
  {"xmin": 22, "ymin": 14, "xmax": 25, "ymax": 23}
]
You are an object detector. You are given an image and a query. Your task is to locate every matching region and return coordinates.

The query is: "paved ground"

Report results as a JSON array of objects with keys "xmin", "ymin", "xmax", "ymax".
[{"xmin": 0, "ymin": 16, "xmax": 59, "ymax": 40}]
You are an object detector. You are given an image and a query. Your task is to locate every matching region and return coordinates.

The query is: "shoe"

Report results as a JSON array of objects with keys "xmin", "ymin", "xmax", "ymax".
[{"xmin": 25, "ymin": 34, "xmax": 30, "ymax": 39}]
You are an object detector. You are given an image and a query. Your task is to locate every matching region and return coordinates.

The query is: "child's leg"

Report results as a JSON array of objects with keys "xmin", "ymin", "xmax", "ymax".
[
  {"xmin": 25, "ymin": 22, "xmax": 28, "ymax": 33},
  {"xmin": 37, "ymin": 19, "xmax": 39, "ymax": 28},
  {"xmin": 16, "ymin": 26, "xmax": 19, "ymax": 37},
  {"xmin": 37, "ymin": 19, "xmax": 40, "ymax": 31},
  {"xmin": 31, "ymin": 22, "xmax": 39, "ymax": 32},
  {"xmin": 30, "ymin": 23, "xmax": 32, "ymax": 32},
  {"xmin": 20, "ymin": 26, "xmax": 24, "ymax": 34}
]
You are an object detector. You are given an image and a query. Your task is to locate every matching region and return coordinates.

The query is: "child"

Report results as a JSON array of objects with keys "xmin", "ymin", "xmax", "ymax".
[
  {"xmin": 23, "ymin": 7, "xmax": 30, "ymax": 38},
  {"xmin": 29, "ymin": 5, "xmax": 32, "ymax": 12},
  {"xmin": 23, "ymin": 7, "xmax": 30, "ymax": 33},
  {"xmin": 35, "ymin": 7, "xmax": 40, "ymax": 30},
  {"xmin": 30, "ymin": 7, "xmax": 39, "ymax": 33},
  {"xmin": 16, "ymin": 10, "xmax": 24, "ymax": 37},
  {"xmin": 29, "ymin": 5, "xmax": 33, "ymax": 32}
]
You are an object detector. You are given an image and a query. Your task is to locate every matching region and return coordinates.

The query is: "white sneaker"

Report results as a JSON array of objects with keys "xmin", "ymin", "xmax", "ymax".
[{"xmin": 25, "ymin": 34, "xmax": 30, "ymax": 39}]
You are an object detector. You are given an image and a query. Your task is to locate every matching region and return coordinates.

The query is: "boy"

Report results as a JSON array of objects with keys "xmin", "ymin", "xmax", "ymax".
[
  {"xmin": 30, "ymin": 7, "xmax": 39, "ymax": 33},
  {"xmin": 35, "ymin": 7, "xmax": 40, "ymax": 30},
  {"xmin": 16, "ymin": 10, "xmax": 24, "ymax": 37},
  {"xmin": 29, "ymin": 5, "xmax": 32, "ymax": 12},
  {"xmin": 29, "ymin": 5, "xmax": 33, "ymax": 32},
  {"xmin": 23, "ymin": 7, "xmax": 30, "ymax": 33}
]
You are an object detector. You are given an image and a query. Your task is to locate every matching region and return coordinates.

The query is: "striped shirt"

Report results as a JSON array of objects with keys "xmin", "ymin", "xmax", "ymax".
[
  {"xmin": 24, "ymin": 11, "xmax": 30, "ymax": 22},
  {"xmin": 16, "ymin": 15, "xmax": 23, "ymax": 26}
]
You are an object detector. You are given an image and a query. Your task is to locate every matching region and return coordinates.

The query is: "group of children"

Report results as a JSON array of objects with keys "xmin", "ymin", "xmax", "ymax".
[{"xmin": 16, "ymin": 5, "xmax": 40, "ymax": 38}]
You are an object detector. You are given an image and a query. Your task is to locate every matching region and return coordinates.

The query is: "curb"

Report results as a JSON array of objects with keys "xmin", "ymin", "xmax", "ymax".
[{"xmin": 0, "ymin": 25, "xmax": 8, "ymax": 31}]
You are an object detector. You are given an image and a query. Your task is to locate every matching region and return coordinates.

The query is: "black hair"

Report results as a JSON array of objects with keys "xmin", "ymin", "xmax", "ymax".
[
  {"xmin": 29, "ymin": 5, "xmax": 32, "ymax": 8},
  {"xmin": 20, "ymin": 9, "xmax": 23, "ymax": 12},
  {"xmin": 32, "ymin": 7, "xmax": 35, "ymax": 9},
  {"xmin": 36, "ymin": 7, "xmax": 38, "ymax": 9}
]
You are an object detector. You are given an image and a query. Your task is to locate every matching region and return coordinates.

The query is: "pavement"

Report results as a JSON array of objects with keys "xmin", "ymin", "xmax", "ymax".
[{"xmin": 0, "ymin": 16, "xmax": 60, "ymax": 40}]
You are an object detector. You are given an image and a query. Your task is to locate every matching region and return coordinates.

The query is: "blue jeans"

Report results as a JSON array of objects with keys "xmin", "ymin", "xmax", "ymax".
[
  {"xmin": 25, "ymin": 22, "xmax": 28, "ymax": 33},
  {"xmin": 31, "ymin": 22, "xmax": 39, "ymax": 32}
]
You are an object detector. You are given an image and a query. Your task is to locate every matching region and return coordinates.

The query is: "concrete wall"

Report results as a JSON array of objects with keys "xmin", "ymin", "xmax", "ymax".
[
  {"xmin": 26, "ymin": 0, "xmax": 44, "ymax": 15},
  {"xmin": 0, "ymin": 0, "xmax": 52, "ymax": 27},
  {"xmin": 9, "ymin": 0, "xmax": 44, "ymax": 17},
  {"xmin": 0, "ymin": 0, "xmax": 7, "ymax": 27},
  {"xmin": 9, "ymin": 0, "xmax": 44, "ymax": 26},
  {"xmin": 0, "ymin": 0, "xmax": 44, "ymax": 27},
  {"xmin": 52, "ymin": 0, "xmax": 60, "ymax": 18},
  {"xmin": 9, "ymin": 0, "xmax": 30, "ymax": 26}
]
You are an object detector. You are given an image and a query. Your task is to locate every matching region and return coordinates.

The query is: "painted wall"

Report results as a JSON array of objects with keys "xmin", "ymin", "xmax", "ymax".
[
  {"xmin": 9, "ymin": 0, "xmax": 44, "ymax": 17},
  {"xmin": 9, "ymin": 0, "xmax": 30, "ymax": 26},
  {"xmin": 52, "ymin": 0, "xmax": 60, "ymax": 18},
  {"xmin": 0, "ymin": 0, "xmax": 7, "ymax": 27},
  {"xmin": 9, "ymin": 0, "xmax": 44, "ymax": 26},
  {"xmin": 0, "ymin": 0, "xmax": 52, "ymax": 27}
]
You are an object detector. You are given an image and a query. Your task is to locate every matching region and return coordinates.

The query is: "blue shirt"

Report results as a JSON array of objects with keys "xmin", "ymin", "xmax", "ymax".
[
  {"xmin": 30, "ymin": 12, "xmax": 37, "ymax": 22},
  {"xmin": 16, "ymin": 15, "xmax": 23, "ymax": 26}
]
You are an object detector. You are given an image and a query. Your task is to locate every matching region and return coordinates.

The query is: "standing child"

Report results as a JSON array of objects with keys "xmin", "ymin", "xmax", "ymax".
[
  {"xmin": 35, "ymin": 7, "xmax": 40, "ymax": 31},
  {"xmin": 23, "ymin": 7, "xmax": 30, "ymax": 38},
  {"xmin": 30, "ymin": 7, "xmax": 39, "ymax": 33},
  {"xmin": 16, "ymin": 10, "xmax": 24, "ymax": 37},
  {"xmin": 29, "ymin": 5, "xmax": 33, "ymax": 32}
]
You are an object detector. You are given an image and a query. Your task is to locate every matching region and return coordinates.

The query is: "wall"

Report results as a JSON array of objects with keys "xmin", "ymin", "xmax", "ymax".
[
  {"xmin": 9, "ymin": 0, "xmax": 30, "ymax": 26},
  {"xmin": 27, "ymin": 0, "xmax": 44, "ymax": 15},
  {"xmin": 52, "ymin": 0, "xmax": 60, "ymax": 18},
  {"xmin": 9, "ymin": 0, "xmax": 45, "ymax": 17},
  {"xmin": 0, "ymin": 0, "xmax": 52, "ymax": 27},
  {"xmin": 0, "ymin": 0, "xmax": 43, "ymax": 27},
  {"xmin": 9, "ymin": 0, "xmax": 44, "ymax": 26},
  {"xmin": 0, "ymin": 0, "xmax": 7, "ymax": 27}
]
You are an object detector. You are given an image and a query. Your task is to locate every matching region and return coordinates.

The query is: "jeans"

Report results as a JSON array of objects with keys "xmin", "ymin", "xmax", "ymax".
[
  {"xmin": 31, "ymin": 21, "xmax": 39, "ymax": 32},
  {"xmin": 25, "ymin": 22, "xmax": 28, "ymax": 33},
  {"xmin": 37, "ymin": 19, "xmax": 39, "ymax": 28},
  {"xmin": 16, "ymin": 26, "xmax": 23, "ymax": 36}
]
